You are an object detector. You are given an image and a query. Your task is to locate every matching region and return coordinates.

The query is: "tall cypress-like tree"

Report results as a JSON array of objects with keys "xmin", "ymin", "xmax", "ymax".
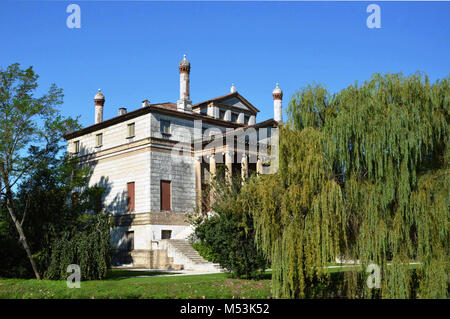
[{"xmin": 249, "ymin": 73, "xmax": 448, "ymax": 298}]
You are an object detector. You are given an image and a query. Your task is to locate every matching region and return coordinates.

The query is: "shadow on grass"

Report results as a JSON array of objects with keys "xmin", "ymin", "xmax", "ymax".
[{"xmin": 106, "ymin": 269, "xmax": 180, "ymax": 280}]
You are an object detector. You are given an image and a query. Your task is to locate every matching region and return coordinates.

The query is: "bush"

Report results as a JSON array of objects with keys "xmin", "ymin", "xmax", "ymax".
[
  {"xmin": 191, "ymin": 241, "xmax": 219, "ymax": 263},
  {"xmin": 45, "ymin": 213, "xmax": 111, "ymax": 281},
  {"xmin": 191, "ymin": 171, "xmax": 267, "ymax": 279}
]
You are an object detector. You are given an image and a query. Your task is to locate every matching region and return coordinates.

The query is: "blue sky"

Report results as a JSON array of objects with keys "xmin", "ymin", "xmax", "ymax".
[{"xmin": 1, "ymin": 1, "xmax": 449, "ymax": 127}]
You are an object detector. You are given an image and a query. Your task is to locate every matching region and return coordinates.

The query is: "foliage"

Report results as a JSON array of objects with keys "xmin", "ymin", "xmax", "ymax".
[
  {"xmin": 250, "ymin": 72, "xmax": 449, "ymax": 298},
  {"xmin": 191, "ymin": 241, "xmax": 219, "ymax": 263},
  {"xmin": 0, "ymin": 142, "xmax": 112, "ymax": 280},
  {"xmin": 45, "ymin": 212, "xmax": 112, "ymax": 281},
  {"xmin": 0, "ymin": 63, "xmax": 80, "ymax": 279},
  {"xmin": 191, "ymin": 169, "xmax": 267, "ymax": 279}
]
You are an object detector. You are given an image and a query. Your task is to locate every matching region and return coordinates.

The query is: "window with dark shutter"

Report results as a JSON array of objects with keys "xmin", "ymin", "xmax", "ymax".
[
  {"xmin": 96, "ymin": 133, "xmax": 103, "ymax": 147},
  {"xmin": 126, "ymin": 231, "xmax": 134, "ymax": 251},
  {"xmin": 127, "ymin": 182, "xmax": 135, "ymax": 212},
  {"xmin": 161, "ymin": 230, "xmax": 172, "ymax": 239},
  {"xmin": 74, "ymin": 141, "xmax": 80, "ymax": 153},
  {"xmin": 127, "ymin": 123, "xmax": 135, "ymax": 138},
  {"xmin": 160, "ymin": 120, "xmax": 171, "ymax": 135},
  {"xmin": 72, "ymin": 192, "xmax": 79, "ymax": 208},
  {"xmin": 160, "ymin": 180, "xmax": 171, "ymax": 211}
]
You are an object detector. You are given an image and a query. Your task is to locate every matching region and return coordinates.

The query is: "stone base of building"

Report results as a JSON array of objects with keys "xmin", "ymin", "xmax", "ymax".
[{"xmin": 112, "ymin": 249, "xmax": 184, "ymax": 270}]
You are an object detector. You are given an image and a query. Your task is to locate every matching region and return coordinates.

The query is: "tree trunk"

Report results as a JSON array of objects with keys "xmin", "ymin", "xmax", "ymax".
[{"xmin": 5, "ymin": 196, "xmax": 41, "ymax": 280}]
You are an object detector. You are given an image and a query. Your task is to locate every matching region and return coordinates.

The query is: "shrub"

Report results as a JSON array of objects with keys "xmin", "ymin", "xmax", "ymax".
[
  {"xmin": 191, "ymin": 241, "xmax": 219, "ymax": 263},
  {"xmin": 191, "ymin": 171, "xmax": 267, "ymax": 279},
  {"xmin": 45, "ymin": 213, "xmax": 111, "ymax": 281}
]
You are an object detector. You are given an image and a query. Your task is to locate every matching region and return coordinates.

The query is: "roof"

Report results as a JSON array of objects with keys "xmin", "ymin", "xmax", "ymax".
[
  {"xmin": 194, "ymin": 118, "xmax": 279, "ymax": 145},
  {"xmin": 64, "ymin": 102, "xmax": 249, "ymax": 140},
  {"xmin": 192, "ymin": 92, "xmax": 260, "ymax": 114}
]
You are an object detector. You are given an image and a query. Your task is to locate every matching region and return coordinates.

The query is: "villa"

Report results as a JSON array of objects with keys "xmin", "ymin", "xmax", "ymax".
[{"xmin": 64, "ymin": 55, "xmax": 283, "ymax": 270}]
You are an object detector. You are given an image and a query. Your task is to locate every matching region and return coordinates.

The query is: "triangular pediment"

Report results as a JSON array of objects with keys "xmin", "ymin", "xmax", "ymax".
[{"xmin": 193, "ymin": 92, "xmax": 259, "ymax": 114}]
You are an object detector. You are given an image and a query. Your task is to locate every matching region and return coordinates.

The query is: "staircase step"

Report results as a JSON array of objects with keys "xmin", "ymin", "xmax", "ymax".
[{"xmin": 166, "ymin": 240, "xmax": 221, "ymax": 272}]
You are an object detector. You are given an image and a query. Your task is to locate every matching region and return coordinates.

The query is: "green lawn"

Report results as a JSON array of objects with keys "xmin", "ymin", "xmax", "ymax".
[
  {"xmin": 0, "ymin": 265, "xmax": 400, "ymax": 299},
  {"xmin": 0, "ymin": 270, "xmax": 272, "ymax": 299}
]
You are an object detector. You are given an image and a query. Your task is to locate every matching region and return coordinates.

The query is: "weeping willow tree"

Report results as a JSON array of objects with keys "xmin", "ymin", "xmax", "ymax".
[{"xmin": 247, "ymin": 72, "xmax": 449, "ymax": 298}]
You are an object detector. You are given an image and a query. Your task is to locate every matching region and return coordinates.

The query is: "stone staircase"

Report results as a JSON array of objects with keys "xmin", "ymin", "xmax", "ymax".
[{"xmin": 163, "ymin": 239, "xmax": 222, "ymax": 272}]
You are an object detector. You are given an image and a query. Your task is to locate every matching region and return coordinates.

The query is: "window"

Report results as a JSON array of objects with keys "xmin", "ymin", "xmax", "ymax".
[
  {"xmin": 127, "ymin": 123, "xmax": 135, "ymax": 138},
  {"xmin": 127, "ymin": 182, "xmax": 135, "ymax": 212},
  {"xmin": 219, "ymin": 110, "xmax": 225, "ymax": 120},
  {"xmin": 244, "ymin": 115, "xmax": 250, "ymax": 125},
  {"xmin": 160, "ymin": 120, "xmax": 171, "ymax": 135},
  {"xmin": 74, "ymin": 141, "xmax": 80, "ymax": 153},
  {"xmin": 96, "ymin": 133, "xmax": 103, "ymax": 147},
  {"xmin": 231, "ymin": 113, "xmax": 238, "ymax": 123},
  {"xmin": 160, "ymin": 180, "xmax": 171, "ymax": 211},
  {"xmin": 161, "ymin": 230, "xmax": 172, "ymax": 240},
  {"xmin": 72, "ymin": 192, "xmax": 79, "ymax": 208},
  {"xmin": 92, "ymin": 192, "xmax": 102, "ymax": 214},
  {"xmin": 125, "ymin": 231, "xmax": 134, "ymax": 251}
]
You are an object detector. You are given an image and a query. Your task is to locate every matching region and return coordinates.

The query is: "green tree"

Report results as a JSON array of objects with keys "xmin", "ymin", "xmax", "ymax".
[
  {"xmin": 250, "ymin": 73, "xmax": 449, "ymax": 298},
  {"xmin": 191, "ymin": 170, "xmax": 267, "ymax": 279},
  {"xmin": 0, "ymin": 63, "xmax": 79, "ymax": 279}
]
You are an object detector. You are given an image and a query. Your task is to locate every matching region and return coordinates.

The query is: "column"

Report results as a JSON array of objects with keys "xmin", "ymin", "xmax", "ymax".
[
  {"xmin": 225, "ymin": 150, "xmax": 233, "ymax": 184},
  {"xmin": 209, "ymin": 153, "xmax": 216, "ymax": 208},
  {"xmin": 194, "ymin": 157, "xmax": 202, "ymax": 212},
  {"xmin": 257, "ymin": 155, "xmax": 263, "ymax": 175},
  {"xmin": 241, "ymin": 154, "xmax": 248, "ymax": 182}
]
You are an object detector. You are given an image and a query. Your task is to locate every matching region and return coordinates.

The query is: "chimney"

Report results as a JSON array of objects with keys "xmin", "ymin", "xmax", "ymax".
[
  {"xmin": 272, "ymin": 83, "xmax": 283, "ymax": 123},
  {"xmin": 177, "ymin": 54, "xmax": 192, "ymax": 112},
  {"xmin": 142, "ymin": 99, "xmax": 150, "ymax": 108},
  {"xmin": 119, "ymin": 107, "xmax": 127, "ymax": 116},
  {"xmin": 94, "ymin": 89, "xmax": 105, "ymax": 124}
]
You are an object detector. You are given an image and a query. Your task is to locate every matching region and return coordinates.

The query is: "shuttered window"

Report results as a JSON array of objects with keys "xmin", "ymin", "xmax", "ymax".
[
  {"xmin": 160, "ymin": 120, "xmax": 170, "ymax": 134},
  {"xmin": 127, "ymin": 123, "xmax": 135, "ymax": 138},
  {"xmin": 74, "ymin": 141, "xmax": 80, "ymax": 153},
  {"xmin": 127, "ymin": 182, "xmax": 135, "ymax": 212},
  {"xmin": 96, "ymin": 133, "xmax": 103, "ymax": 147},
  {"xmin": 126, "ymin": 231, "xmax": 134, "ymax": 251},
  {"xmin": 160, "ymin": 180, "xmax": 171, "ymax": 211},
  {"xmin": 72, "ymin": 192, "xmax": 79, "ymax": 208}
]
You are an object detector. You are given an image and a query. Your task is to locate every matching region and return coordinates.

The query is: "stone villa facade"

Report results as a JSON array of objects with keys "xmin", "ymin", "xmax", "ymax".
[{"xmin": 64, "ymin": 55, "xmax": 283, "ymax": 270}]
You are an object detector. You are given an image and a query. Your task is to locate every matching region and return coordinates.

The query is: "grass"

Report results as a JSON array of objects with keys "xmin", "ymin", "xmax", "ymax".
[
  {"xmin": 0, "ymin": 269, "xmax": 272, "ymax": 299},
  {"xmin": 1, "ymin": 264, "xmax": 408, "ymax": 299}
]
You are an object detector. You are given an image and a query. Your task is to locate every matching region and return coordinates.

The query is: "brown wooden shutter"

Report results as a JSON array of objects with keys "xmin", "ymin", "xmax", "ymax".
[
  {"xmin": 160, "ymin": 180, "xmax": 171, "ymax": 211},
  {"xmin": 127, "ymin": 182, "xmax": 135, "ymax": 212},
  {"xmin": 72, "ymin": 192, "xmax": 79, "ymax": 208}
]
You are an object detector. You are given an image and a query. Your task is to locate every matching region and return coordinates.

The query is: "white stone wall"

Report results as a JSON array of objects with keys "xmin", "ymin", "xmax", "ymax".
[
  {"xmin": 67, "ymin": 113, "xmax": 151, "ymax": 156},
  {"xmin": 111, "ymin": 224, "xmax": 193, "ymax": 250},
  {"xmin": 151, "ymin": 113, "xmax": 195, "ymax": 143},
  {"xmin": 150, "ymin": 150, "xmax": 196, "ymax": 213},
  {"xmin": 88, "ymin": 149, "xmax": 151, "ymax": 215}
]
